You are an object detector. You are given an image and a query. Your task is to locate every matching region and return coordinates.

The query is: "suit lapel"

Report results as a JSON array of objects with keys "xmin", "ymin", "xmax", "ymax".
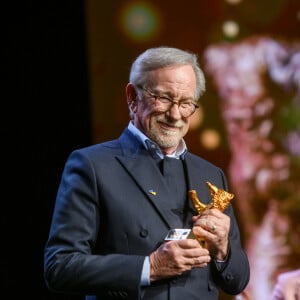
[
  {"xmin": 116, "ymin": 129, "xmax": 212, "ymax": 228},
  {"xmin": 117, "ymin": 152, "xmax": 183, "ymax": 229}
]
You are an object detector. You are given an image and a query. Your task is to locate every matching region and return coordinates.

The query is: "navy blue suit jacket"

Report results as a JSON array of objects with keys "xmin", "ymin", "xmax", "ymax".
[{"xmin": 44, "ymin": 128, "xmax": 250, "ymax": 300}]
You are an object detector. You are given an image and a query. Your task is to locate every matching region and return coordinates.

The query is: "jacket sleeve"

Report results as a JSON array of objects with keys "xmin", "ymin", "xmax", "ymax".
[
  {"xmin": 43, "ymin": 149, "xmax": 145, "ymax": 298},
  {"xmin": 211, "ymin": 204, "xmax": 250, "ymax": 295}
]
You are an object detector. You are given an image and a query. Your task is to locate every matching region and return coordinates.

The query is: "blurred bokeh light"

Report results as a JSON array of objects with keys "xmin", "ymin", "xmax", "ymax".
[{"xmin": 118, "ymin": 2, "xmax": 161, "ymax": 42}]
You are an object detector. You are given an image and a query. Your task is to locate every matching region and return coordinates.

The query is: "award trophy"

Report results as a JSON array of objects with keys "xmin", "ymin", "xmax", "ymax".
[{"xmin": 165, "ymin": 181, "xmax": 234, "ymax": 247}]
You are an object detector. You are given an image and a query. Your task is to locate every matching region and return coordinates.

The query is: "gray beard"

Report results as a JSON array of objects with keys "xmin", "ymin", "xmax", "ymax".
[{"xmin": 149, "ymin": 130, "xmax": 181, "ymax": 149}]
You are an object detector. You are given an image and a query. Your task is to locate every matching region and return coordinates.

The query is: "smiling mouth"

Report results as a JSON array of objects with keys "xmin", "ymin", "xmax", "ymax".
[{"xmin": 158, "ymin": 121, "xmax": 181, "ymax": 131}]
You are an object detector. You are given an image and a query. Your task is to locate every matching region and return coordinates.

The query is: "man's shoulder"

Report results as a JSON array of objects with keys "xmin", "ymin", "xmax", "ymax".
[
  {"xmin": 75, "ymin": 139, "xmax": 121, "ymax": 155},
  {"xmin": 70, "ymin": 128, "xmax": 138, "ymax": 158}
]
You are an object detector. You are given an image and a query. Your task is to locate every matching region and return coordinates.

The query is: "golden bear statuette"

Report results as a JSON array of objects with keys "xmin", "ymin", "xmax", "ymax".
[
  {"xmin": 164, "ymin": 182, "xmax": 234, "ymax": 245},
  {"xmin": 187, "ymin": 182, "xmax": 234, "ymax": 246},
  {"xmin": 189, "ymin": 181, "xmax": 234, "ymax": 215}
]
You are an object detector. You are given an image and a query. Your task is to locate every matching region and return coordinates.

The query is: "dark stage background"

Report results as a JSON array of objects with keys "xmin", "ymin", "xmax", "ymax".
[{"xmin": 6, "ymin": 2, "xmax": 90, "ymax": 299}]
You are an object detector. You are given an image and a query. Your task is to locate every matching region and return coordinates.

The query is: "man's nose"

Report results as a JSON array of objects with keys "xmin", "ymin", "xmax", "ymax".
[{"xmin": 166, "ymin": 102, "xmax": 182, "ymax": 119}]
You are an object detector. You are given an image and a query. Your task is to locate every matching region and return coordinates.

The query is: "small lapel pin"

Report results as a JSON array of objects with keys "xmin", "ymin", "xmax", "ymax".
[{"xmin": 149, "ymin": 189, "xmax": 156, "ymax": 196}]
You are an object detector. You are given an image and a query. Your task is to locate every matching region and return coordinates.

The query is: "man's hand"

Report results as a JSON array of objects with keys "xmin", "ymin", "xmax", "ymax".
[
  {"xmin": 149, "ymin": 239, "xmax": 211, "ymax": 282},
  {"xmin": 192, "ymin": 208, "xmax": 230, "ymax": 260}
]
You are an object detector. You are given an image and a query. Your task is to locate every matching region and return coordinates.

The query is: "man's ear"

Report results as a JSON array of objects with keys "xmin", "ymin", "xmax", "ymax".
[{"xmin": 126, "ymin": 83, "xmax": 138, "ymax": 113}]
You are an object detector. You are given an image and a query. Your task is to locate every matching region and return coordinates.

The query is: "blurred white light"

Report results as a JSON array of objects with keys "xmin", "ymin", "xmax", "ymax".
[
  {"xmin": 225, "ymin": 0, "xmax": 242, "ymax": 4},
  {"xmin": 222, "ymin": 20, "xmax": 239, "ymax": 38}
]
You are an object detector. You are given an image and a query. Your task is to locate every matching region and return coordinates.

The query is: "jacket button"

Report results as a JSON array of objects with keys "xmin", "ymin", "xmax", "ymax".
[
  {"xmin": 140, "ymin": 229, "xmax": 148, "ymax": 237},
  {"xmin": 226, "ymin": 274, "xmax": 234, "ymax": 281}
]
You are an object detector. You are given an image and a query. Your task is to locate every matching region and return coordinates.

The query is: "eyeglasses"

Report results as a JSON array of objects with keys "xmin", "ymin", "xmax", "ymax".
[{"xmin": 138, "ymin": 86, "xmax": 199, "ymax": 118}]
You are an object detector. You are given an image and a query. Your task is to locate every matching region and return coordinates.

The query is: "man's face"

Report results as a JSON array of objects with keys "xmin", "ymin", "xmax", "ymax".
[{"xmin": 132, "ymin": 64, "xmax": 197, "ymax": 155}]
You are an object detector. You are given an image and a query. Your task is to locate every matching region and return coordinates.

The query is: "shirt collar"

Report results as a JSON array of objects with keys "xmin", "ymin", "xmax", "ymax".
[{"xmin": 128, "ymin": 121, "xmax": 187, "ymax": 159}]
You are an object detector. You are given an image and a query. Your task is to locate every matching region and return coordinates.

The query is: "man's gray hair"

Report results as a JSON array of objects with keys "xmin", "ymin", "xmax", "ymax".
[{"xmin": 129, "ymin": 46, "xmax": 206, "ymax": 100}]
